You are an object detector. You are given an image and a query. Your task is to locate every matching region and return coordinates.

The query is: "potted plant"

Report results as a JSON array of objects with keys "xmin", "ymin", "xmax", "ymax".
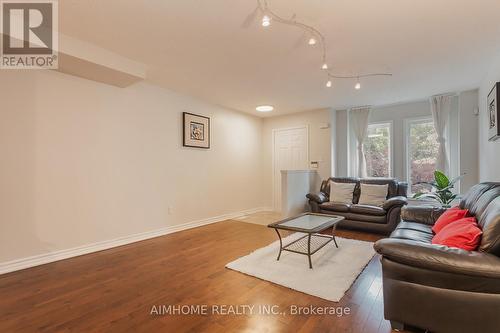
[{"xmin": 413, "ymin": 170, "xmax": 464, "ymax": 208}]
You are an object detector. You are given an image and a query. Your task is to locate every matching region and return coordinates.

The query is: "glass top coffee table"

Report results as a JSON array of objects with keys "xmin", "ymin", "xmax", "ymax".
[{"xmin": 268, "ymin": 213, "xmax": 344, "ymax": 269}]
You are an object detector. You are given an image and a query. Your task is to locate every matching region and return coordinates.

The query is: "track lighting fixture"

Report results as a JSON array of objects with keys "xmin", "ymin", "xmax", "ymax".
[{"xmin": 246, "ymin": 0, "xmax": 392, "ymax": 90}]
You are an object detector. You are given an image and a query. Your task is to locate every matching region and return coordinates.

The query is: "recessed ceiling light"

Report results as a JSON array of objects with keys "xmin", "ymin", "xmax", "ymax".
[{"xmin": 256, "ymin": 105, "xmax": 274, "ymax": 112}]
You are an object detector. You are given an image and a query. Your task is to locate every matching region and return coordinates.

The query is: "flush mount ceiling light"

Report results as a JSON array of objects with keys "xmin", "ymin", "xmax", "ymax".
[
  {"xmin": 256, "ymin": 105, "xmax": 274, "ymax": 112},
  {"xmin": 243, "ymin": 0, "xmax": 392, "ymax": 90}
]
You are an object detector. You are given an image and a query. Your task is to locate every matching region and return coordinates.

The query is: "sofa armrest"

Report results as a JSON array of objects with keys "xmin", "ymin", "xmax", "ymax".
[
  {"xmin": 374, "ymin": 238, "xmax": 500, "ymax": 279},
  {"xmin": 383, "ymin": 196, "xmax": 408, "ymax": 210},
  {"xmin": 306, "ymin": 191, "xmax": 329, "ymax": 204},
  {"xmin": 397, "ymin": 181, "xmax": 409, "ymax": 197},
  {"xmin": 401, "ymin": 205, "xmax": 446, "ymax": 225}
]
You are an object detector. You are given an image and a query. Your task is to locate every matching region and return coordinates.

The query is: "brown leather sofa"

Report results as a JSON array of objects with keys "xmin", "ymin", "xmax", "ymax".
[
  {"xmin": 374, "ymin": 182, "xmax": 500, "ymax": 333},
  {"xmin": 306, "ymin": 177, "xmax": 408, "ymax": 234}
]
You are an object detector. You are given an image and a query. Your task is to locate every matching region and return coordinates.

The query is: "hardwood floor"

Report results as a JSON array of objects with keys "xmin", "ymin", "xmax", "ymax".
[{"xmin": 0, "ymin": 219, "xmax": 417, "ymax": 332}]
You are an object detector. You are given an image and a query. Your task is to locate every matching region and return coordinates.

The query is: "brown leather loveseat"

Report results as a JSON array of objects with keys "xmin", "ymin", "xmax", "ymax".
[
  {"xmin": 306, "ymin": 177, "xmax": 408, "ymax": 234},
  {"xmin": 374, "ymin": 182, "xmax": 500, "ymax": 333}
]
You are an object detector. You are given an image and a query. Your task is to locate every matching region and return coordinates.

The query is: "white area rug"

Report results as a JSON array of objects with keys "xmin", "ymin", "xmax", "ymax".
[{"xmin": 226, "ymin": 233, "xmax": 375, "ymax": 302}]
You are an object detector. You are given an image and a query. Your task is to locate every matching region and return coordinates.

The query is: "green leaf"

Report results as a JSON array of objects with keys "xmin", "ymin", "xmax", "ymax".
[
  {"xmin": 440, "ymin": 190, "xmax": 450, "ymax": 198},
  {"xmin": 439, "ymin": 184, "xmax": 456, "ymax": 192},
  {"xmin": 434, "ymin": 170, "xmax": 450, "ymax": 189}
]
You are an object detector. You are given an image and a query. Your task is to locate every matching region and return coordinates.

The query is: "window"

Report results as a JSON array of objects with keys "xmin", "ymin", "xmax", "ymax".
[
  {"xmin": 364, "ymin": 122, "xmax": 392, "ymax": 177},
  {"xmin": 406, "ymin": 118, "xmax": 439, "ymax": 193}
]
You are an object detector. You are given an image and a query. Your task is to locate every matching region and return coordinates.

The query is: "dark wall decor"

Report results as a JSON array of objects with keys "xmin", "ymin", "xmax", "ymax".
[
  {"xmin": 487, "ymin": 82, "xmax": 500, "ymax": 141},
  {"xmin": 183, "ymin": 112, "xmax": 210, "ymax": 148}
]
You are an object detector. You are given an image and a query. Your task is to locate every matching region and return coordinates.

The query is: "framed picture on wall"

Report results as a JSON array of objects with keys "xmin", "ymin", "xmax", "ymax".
[
  {"xmin": 487, "ymin": 82, "xmax": 500, "ymax": 141},
  {"xmin": 183, "ymin": 112, "xmax": 210, "ymax": 148}
]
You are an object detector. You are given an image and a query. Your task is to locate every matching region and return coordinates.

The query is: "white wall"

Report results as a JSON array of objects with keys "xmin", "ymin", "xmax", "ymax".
[
  {"xmin": 458, "ymin": 90, "xmax": 480, "ymax": 190},
  {"xmin": 334, "ymin": 109, "xmax": 349, "ymax": 177},
  {"xmin": 0, "ymin": 70, "xmax": 265, "ymax": 263},
  {"xmin": 478, "ymin": 53, "xmax": 500, "ymax": 181},
  {"xmin": 262, "ymin": 109, "xmax": 332, "ymax": 206}
]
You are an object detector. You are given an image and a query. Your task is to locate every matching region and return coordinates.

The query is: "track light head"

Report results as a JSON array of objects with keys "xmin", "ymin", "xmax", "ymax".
[{"xmin": 262, "ymin": 15, "xmax": 271, "ymax": 27}]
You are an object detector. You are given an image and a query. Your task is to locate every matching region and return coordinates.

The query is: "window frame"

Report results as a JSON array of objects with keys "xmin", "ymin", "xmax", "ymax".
[
  {"xmin": 364, "ymin": 120, "xmax": 394, "ymax": 178},
  {"xmin": 404, "ymin": 116, "xmax": 437, "ymax": 194}
]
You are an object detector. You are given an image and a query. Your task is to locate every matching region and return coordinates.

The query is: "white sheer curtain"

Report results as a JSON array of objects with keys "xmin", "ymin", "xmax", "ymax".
[
  {"xmin": 350, "ymin": 107, "xmax": 371, "ymax": 177},
  {"xmin": 430, "ymin": 95, "xmax": 451, "ymax": 175}
]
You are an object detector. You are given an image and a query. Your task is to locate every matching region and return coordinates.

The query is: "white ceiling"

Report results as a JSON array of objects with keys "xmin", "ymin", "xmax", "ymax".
[{"xmin": 59, "ymin": 0, "xmax": 500, "ymax": 117}]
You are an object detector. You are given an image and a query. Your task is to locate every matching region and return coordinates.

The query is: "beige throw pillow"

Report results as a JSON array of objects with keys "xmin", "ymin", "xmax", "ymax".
[
  {"xmin": 358, "ymin": 183, "xmax": 388, "ymax": 206},
  {"xmin": 329, "ymin": 181, "xmax": 356, "ymax": 203}
]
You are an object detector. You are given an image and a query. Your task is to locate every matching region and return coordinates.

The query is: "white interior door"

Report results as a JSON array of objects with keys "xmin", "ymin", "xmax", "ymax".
[{"xmin": 273, "ymin": 126, "xmax": 309, "ymax": 211}]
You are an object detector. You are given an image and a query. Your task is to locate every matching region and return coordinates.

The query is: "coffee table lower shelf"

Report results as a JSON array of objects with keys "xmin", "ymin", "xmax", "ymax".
[{"xmin": 275, "ymin": 232, "xmax": 339, "ymax": 269}]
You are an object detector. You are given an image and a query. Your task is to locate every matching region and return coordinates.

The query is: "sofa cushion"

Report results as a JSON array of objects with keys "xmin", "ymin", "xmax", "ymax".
[
  {"xmin": 478, "ymin": 196, "xmax": 500, "ymax": 255},
  {"xmin": 321, "ymin": 177, "xmax": 359, "ymax": 200},
  {"xmin": 350, "ymin": 204, "xmax": 386, "ymax": 216},
  {"xmin": 358, "ymin": 183, "xmax": 388, "ymax": 206},
  {"xmin": 318, "ymin": 211, "xmax": 387, "ymax": 224},
  {"xmin": 459, "ymin": 183, "xmax": 499, "ymax": 213},
  {"xmin": 319, "ymin": 202, "xmax": 350, "ymax": 212},
  {"xmin": 401, "ymin": 205, "xmax": 447, "ymax": 225},
  {"xmin": 374, "ymin": 238, "xmax": 500, "ymax": 278},
  {"xmin": 432, "ymin": 207, "xmax": 469, "ymax": 234},
  {"xmin": 329, "ymin": 181, "xmax": 356, "ymax": 203},
  {"xmin": 397, "ymin": 221, "xmax": 434, "ymax": 235},
  {"xmin": 361, "ymin": 178, "xmax": 398, "ymax": 197},
  {"xmin": 347, "ymin": 213, "xmax": 386, "ymax": 224},
  {"xmin": 390, "ymin": 228, "xmax": 434, "ymax": 243},
  {"xmin": 432, "ymin": 217, "xmax": 482, "ymax": 251},
  {"xmin": 320, "ymin": 210, "xmax": 350, "ymax": 218},
  {"xmin": 467, "ymin": 187, "xmax": 500, "ymax": 221}
]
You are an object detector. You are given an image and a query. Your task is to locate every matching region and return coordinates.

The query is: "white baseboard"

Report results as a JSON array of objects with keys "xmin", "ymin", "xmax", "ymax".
[{"xmin": 0, "ymin": 207, "xmax": 270, "ymax": 275}]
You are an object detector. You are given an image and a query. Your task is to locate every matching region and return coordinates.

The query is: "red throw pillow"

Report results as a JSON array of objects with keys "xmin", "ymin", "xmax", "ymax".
[
  {"xmin": 432, "ymin": 217, "xmax": 482, "ymax": 251},
  {"xmin": 432, "ymin": 207, "xmax": 469, "ymax": 234}
]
